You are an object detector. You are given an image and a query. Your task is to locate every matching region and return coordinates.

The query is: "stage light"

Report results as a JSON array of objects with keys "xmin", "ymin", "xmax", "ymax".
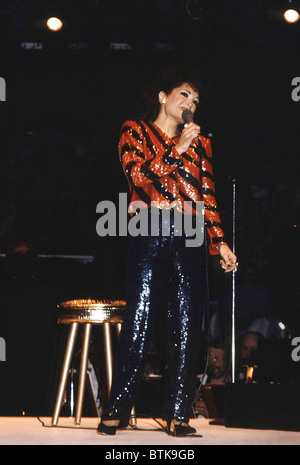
[
  {"xmin": 186, "ymin": 0, "xmax": 203, "ymax": 20},
  {"xmin": 284, "ymin": 8, "xmax": 300, "ymax": 22},
  {"xmin": 283, "ymin": 1, "xmax": 300, "ymax": 22},
  {"xmin": 46, "ymin": 17, "xmax": 63, "ymax": 31}
]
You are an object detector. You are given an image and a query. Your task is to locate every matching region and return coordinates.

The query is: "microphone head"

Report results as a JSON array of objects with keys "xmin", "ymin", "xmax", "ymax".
[{"xmin": 182, "ymin": 109, "xmax": 194, "ymax": 124}]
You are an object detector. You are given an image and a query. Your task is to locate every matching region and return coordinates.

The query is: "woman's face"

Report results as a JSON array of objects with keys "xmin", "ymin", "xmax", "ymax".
[{"xmin": 161, "ymin": 83, "xmax": 199, "ymax": 123}]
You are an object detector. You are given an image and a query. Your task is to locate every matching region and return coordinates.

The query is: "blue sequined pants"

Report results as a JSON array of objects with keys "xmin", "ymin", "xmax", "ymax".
[{"xmin": 102, "ymin": 212, "xmax": 206, "ymax": 424}]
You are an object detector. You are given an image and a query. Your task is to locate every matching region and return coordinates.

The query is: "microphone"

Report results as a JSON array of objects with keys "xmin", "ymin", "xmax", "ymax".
[
  {"xmin": 182, "ymin": 109, "xmax": 194, "ymax": 125},
  {"xmin": 182, "ymin": 109, "xmax": 200, "ymax": 146}
]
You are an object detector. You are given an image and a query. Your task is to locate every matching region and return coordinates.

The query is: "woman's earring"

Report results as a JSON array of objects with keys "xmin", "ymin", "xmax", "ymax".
[{"xmin": 160, "ymin": 93, "xmax": 166, "ymax": 105}]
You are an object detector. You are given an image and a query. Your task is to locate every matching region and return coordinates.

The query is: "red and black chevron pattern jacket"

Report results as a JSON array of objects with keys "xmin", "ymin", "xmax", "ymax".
[{"xmin": 119, "ymin": 119, "xmax": 227, "ymax": 255}]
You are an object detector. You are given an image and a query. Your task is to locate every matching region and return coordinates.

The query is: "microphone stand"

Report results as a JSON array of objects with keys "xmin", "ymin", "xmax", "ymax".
[{"xmin": 231, "ymin": 178, "xmax": 237, "ymax": 383}]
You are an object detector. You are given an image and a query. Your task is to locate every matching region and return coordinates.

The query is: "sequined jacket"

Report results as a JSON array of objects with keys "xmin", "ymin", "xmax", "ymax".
[{"xmin": 119, "ymin": 119, "xmax": 227, "ymax": 255}]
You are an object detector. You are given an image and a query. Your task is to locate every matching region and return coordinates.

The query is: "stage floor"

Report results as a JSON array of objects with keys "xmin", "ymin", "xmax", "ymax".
[{"xmin": 1, "ymin": 416, "xmax": 300, "ymax": 445}]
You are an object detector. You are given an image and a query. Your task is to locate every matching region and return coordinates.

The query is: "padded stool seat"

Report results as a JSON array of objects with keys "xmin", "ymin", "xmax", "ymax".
[{"xmin": 51, "ymin": 299, "xmax": 132, "ymax": 426}]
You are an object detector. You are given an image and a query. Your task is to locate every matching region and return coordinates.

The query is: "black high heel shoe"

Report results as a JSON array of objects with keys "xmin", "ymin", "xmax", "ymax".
[
  {"xmin": 165, "ymin": 420, "xmax": 197, "ymax": 437},
  {"xmin": 173, "ymin": 423, "xmax": 197, "ymax": 437},
  {"xmin": 97, "ymin": 422, "xmax": 117, "ymax": 436}
]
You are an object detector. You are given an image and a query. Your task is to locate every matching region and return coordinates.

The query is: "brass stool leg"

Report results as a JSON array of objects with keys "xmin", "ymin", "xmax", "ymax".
[
  {"xmin": 115, "ymin": 323, "xmax": 137, "ymax": 428},
  {"xmin": 103, "ymin": 322, "xmax": 113, "ymax": 395},
  {"xmin": 52, "ymin": 323, "xmax": 79, "ymax": 426},
  {"xmin": 75, "ymin": 323, "xmax": 92, "ymax": 425},
  {"xmin": 116, "ymin": 322, "xmax": 122, "ymax": 336}
]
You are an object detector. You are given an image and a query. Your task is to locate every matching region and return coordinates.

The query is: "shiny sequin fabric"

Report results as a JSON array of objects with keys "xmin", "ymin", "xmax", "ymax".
[
  {"xmin": 119, "ymin": 119, "xmax": 227, "ymax": 253},
  {"xmin": 101, "ymin": 213, "xmax": 206, "ymax": 424},
  {"xmin": 101, "ymin": 120, "xmax": 227, "ymax": 425}
]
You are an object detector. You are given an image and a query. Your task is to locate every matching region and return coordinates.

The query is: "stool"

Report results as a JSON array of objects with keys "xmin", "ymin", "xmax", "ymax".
[{"xmin": 51, "ymin": 299, "xmax": 135, "ymax": 427}]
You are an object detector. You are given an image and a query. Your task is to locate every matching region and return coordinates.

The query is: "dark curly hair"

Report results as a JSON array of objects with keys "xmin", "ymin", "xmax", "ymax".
[{"xmin": 135, "ymin": 66, "xmax": 208, "ymax": 121}]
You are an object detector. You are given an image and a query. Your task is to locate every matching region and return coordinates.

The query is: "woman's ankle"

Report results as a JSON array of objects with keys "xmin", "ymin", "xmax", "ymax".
[{"xmin": 101, "ymin": 419, "xmax": 120, "ymax": 427}]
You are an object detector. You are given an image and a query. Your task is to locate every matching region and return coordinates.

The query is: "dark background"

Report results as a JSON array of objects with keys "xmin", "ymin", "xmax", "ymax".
[{"xmin": 0, "ymin": 0, "xmax": 299, "ymax": 416}]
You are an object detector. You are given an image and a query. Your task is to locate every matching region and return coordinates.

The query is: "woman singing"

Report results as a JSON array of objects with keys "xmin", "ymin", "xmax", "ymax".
[{"xmin": 97, "ymin": 70, "xmax": 237, "ymax": 436}]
